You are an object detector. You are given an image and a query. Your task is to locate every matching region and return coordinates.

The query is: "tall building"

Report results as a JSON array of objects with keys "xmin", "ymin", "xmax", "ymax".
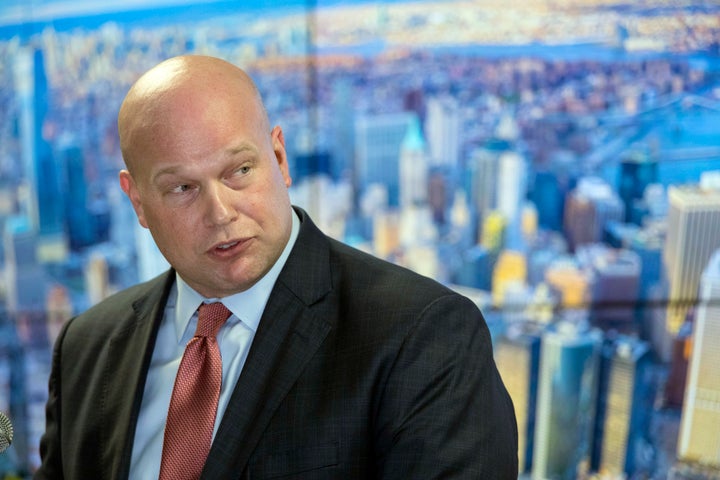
[
  {"xmin": 494, "ymin": 322, "xmax": 543, "ymax": 474},
  {"xmin": 354, "ymin": 112, "xmax": 415, "ymax": 207},
  {"xmin": 466, "ymin": 137, "xmax": 527, "ymax": 251},
  {"xmin": 521, "ymin": 202, "xmax": 539, "ymax": 245},
  {"xmin": 292, "ymin": 150, "xmax": 332, "ymax": 183},
  {"xmin": 499, "ymin": 151, "xmax": 528, "ymax": 251},
  {"xmin": 424, "ymin": 95, "xmax": 460, "ymax": 169},
  {"xmin": 60, "ymin": 141, "xmax": 110, "ymax": 251},
  {"xmin": 448, "ymin": 189, "xmax": 474, "ymax": 249},
  {"xmin": 618, "ymin": 150, "xmax": 658, "ymax": 224},
  {"xmin": 427, "ymin": 169, "xmax": 450, "ymax": 225},
  {"xmin": 678, "ymin": 249, "xmax": 720, "ymax": 468},
  {"xmin": 15, "ymin": 48, "xmax": 64, "ymax": 237},
  {"xmin": 576, "ymin": 244, "xmax": 641, "ymax": 331},
  {"xmin": 3, "ymin": 216, "xmax": 48, "ymax": 317},
  {"xmin": 329, "ymin": 80, "xmax": 355, "ymax": 181},
  {"xmin": 663, "ymin": 174, "xmax": 720, "ymax": 334},
  {"xmin": 591, "ymin": 336, "xmax": 653, "ymax": 477},
  {"xmin": 480, "ymin": 211, "xmax": 506, "ymax": 251},
  {"xmin": 529, "ymin": 169, "xmax": 564, "ymax": 232},
  {"xmin": 530, "ymin": 150, "xmax": 581, "ymax": 233},
  {"xmin": 466, "ymin": 145, "xmax": 499, "ymax": 221},
  {"xmin": 492, "ymin": 250, "xmax": 527, "ymax": 309},
  {"xmin": 497, "ymin": 150, "xmax": 527, "ymax": 229},
  {"xmin": 398, "ymin": 115, "xmax": 428, "ymax": 209},
  {"xmin": 532, "ymin": 320, "xmax": 602, "ymax": 480},
  {"xmin": 453, "ymin": 245, "xmax": 497, "ymax": 291},
  {"xmin": 564, "ymin": 177, "xmax": 624, "ymax": 251},
  {"xmin": 544, "ymin": 257, "xmax": 590, "ymax": 310},
  {"xmin": 664, "ymin": 319, "xmax": 693, "ymax": 409},
  {"xmin": 13, "ymin": 49, "xmax": 40, "ymax": 230}
]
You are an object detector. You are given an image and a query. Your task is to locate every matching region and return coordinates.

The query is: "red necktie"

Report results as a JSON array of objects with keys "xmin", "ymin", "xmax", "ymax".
[{"xmin": 159, "ymin": 302, "xmax": 232, "ymax": 480}]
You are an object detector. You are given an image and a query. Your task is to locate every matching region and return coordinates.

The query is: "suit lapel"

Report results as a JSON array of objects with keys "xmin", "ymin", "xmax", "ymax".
[
  {"xmin": 99, "ymin": 272, "xmax": 174, "ymax": 480},
  {"xmin": 205, "ymin": 209, "xmax": 333, "ymax": 479}
]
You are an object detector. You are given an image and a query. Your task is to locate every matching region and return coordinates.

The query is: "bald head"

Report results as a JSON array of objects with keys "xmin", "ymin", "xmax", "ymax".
[{"xmin": 118, "ymin": 55, "xmax": 270, "ymax": 176}]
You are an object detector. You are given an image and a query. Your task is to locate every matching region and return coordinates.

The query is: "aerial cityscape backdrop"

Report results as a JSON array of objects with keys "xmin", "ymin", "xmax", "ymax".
[{"xmin": 0, "ymin": 0, "xmax": 719, "ymax": 478}]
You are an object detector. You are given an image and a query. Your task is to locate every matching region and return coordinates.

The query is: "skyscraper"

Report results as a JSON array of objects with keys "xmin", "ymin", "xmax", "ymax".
[
  {"xmin": 494, "ymin": 322, "xmax": 543, "ymax": 474},
  {"xmin": 354, "ymin": 112, "xmax": 415, "ymax": 207},
  {"xmin": 492, "ymin": 250, "xmax": 527, "ymax": 309},
  {"xmin": 576, "ymin": 244, "xmax": 641, "ymax": 331},
  {"xmin": 60, "ymin": 143, "xmax": 94, "ymax": 250},
  {"xmin": 13, "ymin": 49, "xmax": 40, "ymax": 230},
  {"xmin": 529, "ymin": 169, "xmax": 563, "ymax": 232},
  {"xmin": 499, "ymin": 150, "xmax": 529, "ymax": 251},
  {"xmin": 544, "ymin": 257, "xmax": 590, "ymax": 310},
  {"xmin": 466, "ymin": 145, "xmax": 499, "ymax": 221},
  {"xmin": 466, "ymin": 136, "xmax": 528, "ymax": 251},
  {"xmin": 678, "ymin": 248, "xmax": 720, "ymax": 468},
  {"xmin": 16, "ymin": 48, "xmax": 64, "ymax": 237},
  {"xmin": 480, "ymin": 211, "xmax": 506, "ymax": 252},
  {"xmin": 452, "ymin": 245, "xmax": 497, "ymax": 291},
  {"xmin": 591, "ymin": 335, "xmax": 653, "ymax": 477},
  {"xmin": 3, "ymin": 216, "xmax": 48, "ymax": 317},
  {"xmin": 330, "ymin": 80, "xmax": 355, "ymax": 181},
  {"xmin": 618, "ymin": 150, "xmax": 658, "ymax": 224},
  {"xmin": 564, "ymin": 177, "xmax": 624, "ymax": 252},
  {"xmin": 424, "ymin": 95, "xmax": 460, "ymax": 169},
  {"xmin": 532, "ymin": 320, "xmax": 602, "ymax": 480},
  {"xmin": 663, "ymin": 174, "xmax": 720, "ymax": 334},
  {"xmin": 398, "ymin": 115, "xmax": 428, "ymax": 209}
]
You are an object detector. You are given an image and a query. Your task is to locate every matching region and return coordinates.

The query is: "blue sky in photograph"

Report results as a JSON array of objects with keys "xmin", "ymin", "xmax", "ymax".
[
  {"xmin": 0, "ymin": 0, "xmax": 312, "ymax": 27},
  {"xmin": 0, "ymin": 0, "xmax": 407, "ymax": 25}
]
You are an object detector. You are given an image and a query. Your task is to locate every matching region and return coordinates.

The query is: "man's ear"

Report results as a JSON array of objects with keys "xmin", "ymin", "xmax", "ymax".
[
  {"xmin": 119, "ymin": 170, "xmax": 149, "ymax": 228},
  {"xmin": 271, "ymin": 125, "xmax": 292, "ymax": 188}
]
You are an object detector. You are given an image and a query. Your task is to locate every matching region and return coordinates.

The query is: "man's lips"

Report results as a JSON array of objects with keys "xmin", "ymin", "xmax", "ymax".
[
  {"xmin": 208, "ymin": 238, "xmax": 250, "ymax": 256},
  {"xmin": 216, "ymin": 240, "xmax": 239, "ymax": 250}
]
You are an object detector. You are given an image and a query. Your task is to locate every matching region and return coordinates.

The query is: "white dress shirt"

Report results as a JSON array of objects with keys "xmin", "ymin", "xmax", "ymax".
[{"xmin": 129, "ymin": 211, "xmax": 300, "ymax": 479}]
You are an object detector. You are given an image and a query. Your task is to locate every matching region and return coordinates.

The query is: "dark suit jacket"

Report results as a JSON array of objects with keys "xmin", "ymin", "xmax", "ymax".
[{"xmin": 36, "ymin": 208, "xmax": 518, "ymax": 479}]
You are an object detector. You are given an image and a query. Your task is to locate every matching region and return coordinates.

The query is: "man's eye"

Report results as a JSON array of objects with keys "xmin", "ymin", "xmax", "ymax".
[
  {"xmin": 237, "ymin": 166, "xmax": 251, "ymax": 175},
  {"xmin": 171, "ymin": 184, "xmax": 192, "ymax": 193}
]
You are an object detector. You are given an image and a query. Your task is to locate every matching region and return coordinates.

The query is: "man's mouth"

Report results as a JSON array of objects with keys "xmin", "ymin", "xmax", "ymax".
[
  {"xmin": 209, "ymin": 238, "xmax": 250, "ymax": 257},
  {"xmin": 216, "ymin": 241, "xmax": 239, "ymax": 251}
]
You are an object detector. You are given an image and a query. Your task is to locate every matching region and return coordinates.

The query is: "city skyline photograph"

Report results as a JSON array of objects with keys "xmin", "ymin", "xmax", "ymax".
[{"xmin": 1, "ymin": 0, "xmax": 719, "ymax": 478}]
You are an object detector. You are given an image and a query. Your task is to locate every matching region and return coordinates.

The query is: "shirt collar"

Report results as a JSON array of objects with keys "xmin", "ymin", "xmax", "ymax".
[{"xmin": 173, "ymin": 209, "xmax": 301, "ymax": 342}]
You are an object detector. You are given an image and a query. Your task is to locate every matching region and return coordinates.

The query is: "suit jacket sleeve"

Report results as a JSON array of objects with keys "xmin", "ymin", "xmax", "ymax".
[
  {"xmin": 34, "ymin": 318, "xmax": 72, "ymax": 480},
  {"xmin": 373, "ymin": 293, "xmax": 518, "ymax": 479}
]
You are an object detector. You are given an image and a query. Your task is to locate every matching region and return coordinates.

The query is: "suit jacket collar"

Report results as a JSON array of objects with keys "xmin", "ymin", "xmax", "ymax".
[
  {"xmin": 277, "ymin": 206, "xmax": 333, "ymax": 305},
  {"xmin": 204, "ymin": 207, "xmax": 333, "ymax": 478},
  {"xmin": 102, "ymin": 270, "xmax": 175, "ymax": 480}
]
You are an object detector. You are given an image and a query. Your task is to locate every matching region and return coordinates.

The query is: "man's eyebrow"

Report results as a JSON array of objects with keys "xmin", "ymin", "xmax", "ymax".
[
  {"xmin": 151, "ymin": 166, "xmax": 183, "ymax": 184},
  {"xmin": 226, "ymin": 143, "xmax": 258, "ymax": 156}
]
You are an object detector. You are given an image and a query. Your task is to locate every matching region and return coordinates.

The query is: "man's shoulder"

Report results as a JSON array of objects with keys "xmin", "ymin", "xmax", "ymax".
[
  {"xmin": 72, "ymin": 270, "xmax": 172, "ymax": 328},
  {"xmin": 322, "ymin": 237, "xmax": 485, "ymax": 352},
  {"xmin": 326, "ymin": 237, "xmax": 460, "ymax": 305},
  {"xmin": 53, "ymin": 271, "xmax": 172, "ymax": 364}
]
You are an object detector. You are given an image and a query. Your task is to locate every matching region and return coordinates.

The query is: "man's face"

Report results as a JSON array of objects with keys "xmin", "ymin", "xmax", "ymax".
[{"xmin": 120, "ymin": 85, "xmax": 293, "ymax": 298}]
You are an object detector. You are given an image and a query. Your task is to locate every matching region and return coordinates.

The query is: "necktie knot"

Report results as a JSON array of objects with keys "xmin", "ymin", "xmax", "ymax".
[{"xmin": 195, "ymin": 302, "xmax": 231, "ymax": 338}]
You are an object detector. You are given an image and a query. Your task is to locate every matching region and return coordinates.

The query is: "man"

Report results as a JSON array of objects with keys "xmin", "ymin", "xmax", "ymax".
[{"xmin": 36, "ymin": 55, "xmax": 518, "ymax": 479}]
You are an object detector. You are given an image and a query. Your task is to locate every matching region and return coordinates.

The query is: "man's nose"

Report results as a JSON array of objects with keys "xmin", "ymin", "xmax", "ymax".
[{"xmin": 204, "ymin": 182, "xmax": 238, "ymax": 227}]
